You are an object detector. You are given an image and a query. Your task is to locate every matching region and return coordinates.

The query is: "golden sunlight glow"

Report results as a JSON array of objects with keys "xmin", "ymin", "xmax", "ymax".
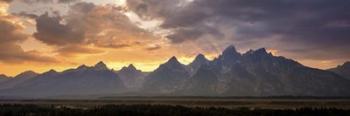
[
  {"xmin": 298, "ymin": 59, "xmax": 339, "ymax": 70},
  {"xmin": 20, "ymin": 37, "xmax": 54, "ymax": 52},
  {"xmin": 267, "ymin": 48, "xmax": 279, "ymax": 56},
  {"xmin": 0, "ymin": 2, "xmax": 8, "ymax": 15}
]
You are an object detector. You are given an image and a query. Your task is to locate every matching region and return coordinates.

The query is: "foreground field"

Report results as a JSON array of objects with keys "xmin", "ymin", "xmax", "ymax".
[
  {"xmin": 1, "ymin": 98, "xmax": 350, "ymax": 116},
  {"xmin": 1, "ymin": 97, "xmax": 350, "ymax": 109},
  {"xmin": 1, "ymin": 104, "xmax": 350, "ymax": 116}
]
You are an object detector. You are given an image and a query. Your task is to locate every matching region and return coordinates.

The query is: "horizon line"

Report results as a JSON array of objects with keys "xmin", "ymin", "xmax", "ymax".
[{"xmin": 1, "ymin": 46, "xmax": 348, "ymax": 77}]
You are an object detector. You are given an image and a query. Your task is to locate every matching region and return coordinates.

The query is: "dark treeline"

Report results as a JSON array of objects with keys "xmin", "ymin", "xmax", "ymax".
[{"xmin": 0, "ymin": 104, "xmax": 350, "ymax": 116}]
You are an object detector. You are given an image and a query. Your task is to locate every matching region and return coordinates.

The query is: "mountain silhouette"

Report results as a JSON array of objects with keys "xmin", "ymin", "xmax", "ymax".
[
  {"xmin": 0, "ymin": 62, "xmax": 124, "ymax": 98},
  {"xmin": 0, "ymin": 74, "xmax": 10, "ymax": 83},
  {"xmin": 117, "ymin": 64, "xmax": 146, "ymax": 91},
  {"xmin": 188, "ymin": 54, "xmax": 210, "ymax": 75},
  {"xmin": 0, "ymin": 71, "xmax": 38, "ymax": 90},
  {"xmin": 143, "ymin": 56, "xmax": 190, "ymax": 94},
  {"xmin": 329, "ymin": 62, "xmax": 350, "ymax": 80},
  {"xmin": 1, "ymin": 45, "xmax": 350, "ymax": 98}
]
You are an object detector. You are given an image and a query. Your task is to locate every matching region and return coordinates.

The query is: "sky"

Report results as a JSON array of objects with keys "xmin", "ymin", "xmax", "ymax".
[{"xmin": 0, "ymin": 0, "xmax": 350, "ymax": 76}]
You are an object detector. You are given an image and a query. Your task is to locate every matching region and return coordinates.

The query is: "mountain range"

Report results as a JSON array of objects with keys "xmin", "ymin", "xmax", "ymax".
[
  {"xmin": 1, "ymin": 45, "xmax": 350, "ymax": 99},
  {"xmin": 328, "ymin": 62, "xmax": 350, "ymax": 80}
]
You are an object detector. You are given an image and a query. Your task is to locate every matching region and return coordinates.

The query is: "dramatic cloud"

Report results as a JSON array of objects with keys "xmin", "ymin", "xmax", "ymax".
[
  {"xmin": 57, "ymin": 0, "xmax": 80, "ymax": 3},
  {"xmin": 12, "ymin": 0, "xmax": 79, "ymax": 4},
  {"xmin": 0, "ymin": 1, "xmax": 57, "ymax": 63},
  {"xmin": 126, "ymin": 0, "xmax": 350, "ymax": 61},
  {"xmin": 2, "ymin": 0, "xmax": 13, "ymax": 3},
  {"xmin": 0, "ymin": 43, "xmax": 57, "ymax": 63},
  {"xmin": 33, "ymin": 2, "xmax": 157, "ymax": 48},
  {"xmin": 34, "ymin": 13, "xmax": 85, "ymax": 45}
]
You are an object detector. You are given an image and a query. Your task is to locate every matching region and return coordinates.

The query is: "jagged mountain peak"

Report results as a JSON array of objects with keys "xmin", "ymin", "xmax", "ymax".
[
  {"xmin": 95, "ymin": 61, "xmax": 106, "ymax": 66},
  {"xmin": 0, "ymin": 74, "xmax": 9, "ymax": 78},
  {"xmin": 222, "ymin": 45, "xmax": 240, "ymax": 56},
  {"xmin": 253, "ymin": 48, "xmax": 272, "ymax": 56},
  {"xmin": 120, "ymin": 64, "xmax": 139, "ymax": 72},
  {"xmin": 328, "ymin": 61, "xmax": 350, "ymax": 80},
  {"xmin": 331, "ymin": 61, "xmax": 350, "ymax": 69},
  {"xmin": 246, "ymin": 49, "xmax": 254, "ymax": 54},
  {"xmin": 216, "ymin": 45, "xmax": 241, "ymax": 64},
  {"xmin": 189, "ymin": 54, "xmax": 210, "ymax": 70},
  {"xmin": 194, "ymin": 54, "xmax": 208, "ymax": 62},
  {"xmin": 42, "ymin": 69, "xmax": 58, "ymax": 76},
  {"xmin": 127, "ymin": 64, "xmax": 137, "ymax": 70},
  {"xmin": 20, "ymin": 70, "xmax": 37, "ymax": 74},
  {"xmin": 165, "ymin": 56, "xmax": 182, "ymax": 66},
  {"xmin": 47, "ymin": 69, "xmax": 57, "ymax": 73},
  {"xmin": 0, "ymin": 74, "xmax": 10, "ymax": 83},
  {"xmin": 255, "ymin": 48, "xmax": 267, "ymax": 53},
  {"xmin": 169, "ymin": 56, "xmax": 179, "ymax": 62},
  {"xmin": 15, "ymin": 71, "xmax": 38, "ymax": 78},
  {"xmin": 243, "ymin": 48, "xmax": 272, "ymax": 57},
  {"xmin": 94, "ymin": 61, "xmax": 108, "ymax": 70},
  {"xmin": 77, "ymin": 64, "xmax": 89, "ymax": 69},
  {"xmin": 343, "ymin": 61, "xmax": 350, "ymax": 67},
  {"xmin": 150, "ymin": 56, "xmax": 188, "ymax": 75}
]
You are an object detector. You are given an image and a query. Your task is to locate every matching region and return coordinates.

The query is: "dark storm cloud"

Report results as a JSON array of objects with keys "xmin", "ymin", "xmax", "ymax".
[
  {"xmin": 127, "ymin": 0, "xmax": 350, "ymax": 61},
  {"xmin": 14, "ymin": 0, "xmax": 54, "ymax": 4},
  {"xmin": 167, "ymin": 24, "xmax": 224, "ymax": 43},
  {"xmin": 33, "ymin": 13, "xmax": 85, "ymax": 46},
  {"xmin": 2, "ymin": 0, "xmax": 13, "ymax": 3},
  {"xmin": 13, "ymin": 0, "xmax": 79, "ymax": 4},
  {"xmin": 280, "ymin": 46, "xmax": 350, "ymax": 61},
  {"xmin": 30, "ymin": 2, "xmax": 157, "ymax": 56},
  {"xmin": 57, "ymin": 0, "xmax": 79, "ymax": 3}
]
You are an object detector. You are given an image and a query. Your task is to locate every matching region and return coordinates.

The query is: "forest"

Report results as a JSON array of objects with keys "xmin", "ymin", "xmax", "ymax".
[{"xmin": 0, "ymin": 104, "xmax": 349, "ymax": 116}]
